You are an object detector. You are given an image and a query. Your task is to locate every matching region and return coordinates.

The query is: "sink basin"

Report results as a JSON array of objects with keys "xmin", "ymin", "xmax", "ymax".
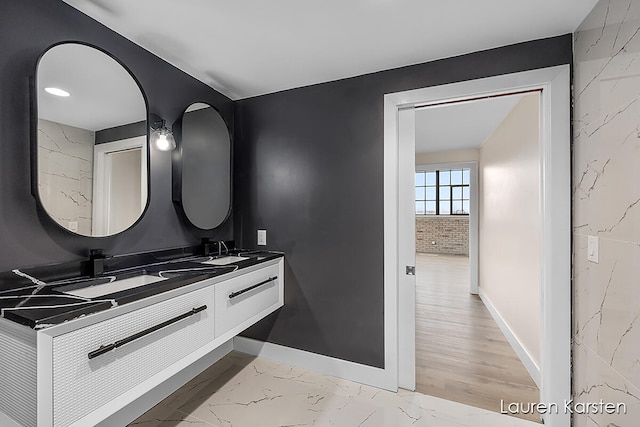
[
  {"xmin": 201, "ymin": 256, "xmax": 249, "ymax": 266},
  {"xmin": 60, "ymin": 275, "xmax": 166, "ymax": 298}
]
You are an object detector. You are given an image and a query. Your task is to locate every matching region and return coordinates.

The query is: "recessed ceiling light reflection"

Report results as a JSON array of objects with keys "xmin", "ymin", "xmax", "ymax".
[{"xmin": 44, "ymin": 87, "xmax": 71, "ymax": 97}]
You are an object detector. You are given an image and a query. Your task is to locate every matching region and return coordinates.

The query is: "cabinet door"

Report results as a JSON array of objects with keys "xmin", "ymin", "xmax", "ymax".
[
  {"xmin": 214, "ymin": 262, "xmax": 282, "ymax": 338},
  {"xmin": 51, "ymin": 286, "xmax": 214, "ymax": 427}
]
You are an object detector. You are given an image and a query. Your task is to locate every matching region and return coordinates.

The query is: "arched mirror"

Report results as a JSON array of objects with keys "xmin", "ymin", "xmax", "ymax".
[
  {"xmin": 33, "ymin": 43, "xmax": 148, "ymax": 237},
  {"xmin": 174, "ymin": 103, "xmax": 231, "ymax": 229}
]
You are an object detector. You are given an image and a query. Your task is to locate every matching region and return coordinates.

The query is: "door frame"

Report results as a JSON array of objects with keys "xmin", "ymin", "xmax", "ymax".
[
  {"xmin": 383, "ymin": 65, "xmax": 571, "ymax": 426},
  {"xmin": 92, "ymin": 136, "xmax": 147, "ymax": 236}
]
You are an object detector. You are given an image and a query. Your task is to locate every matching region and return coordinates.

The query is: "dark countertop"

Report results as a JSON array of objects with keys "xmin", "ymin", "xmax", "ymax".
[{"xmin": 0, "ymin": 250, "xmax": 283, "ymax": 329}]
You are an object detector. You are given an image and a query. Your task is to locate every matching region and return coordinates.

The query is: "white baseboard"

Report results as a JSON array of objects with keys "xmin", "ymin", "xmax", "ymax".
[
  {"xmin": 478, "ymin": 290, "xmax": 541, "ymax": 387},
  {"xmin": 233, "ymin": 337, "xmax": 394, "ymax": 391}
]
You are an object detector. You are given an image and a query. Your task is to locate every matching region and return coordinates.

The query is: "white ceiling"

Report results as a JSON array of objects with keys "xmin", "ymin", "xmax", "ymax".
[
  {"xmin": 62, "ymin": 0, "xmax": 597, "ymax": 100},
  {"xmin": 415, "ymin": 93, "xmax": 523, "ymax": 154},
  {"xmin": 38, "ymin": 43, "xmax": 146, "ymax": 131}
]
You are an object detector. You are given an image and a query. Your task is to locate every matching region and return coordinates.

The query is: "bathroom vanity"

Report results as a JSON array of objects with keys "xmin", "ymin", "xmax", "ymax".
[
  {"xmin": 0, "ymin": 34, "xmax": 261, "ymax": 427},
  {"xmin": 0, "ymin": 250, "xmax": 284, "ymax": 427}
]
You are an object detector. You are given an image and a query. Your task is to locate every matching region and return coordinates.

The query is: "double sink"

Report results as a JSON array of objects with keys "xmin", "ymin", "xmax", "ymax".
[
  {"xmin": 53, "ymin": 253, "xmax": 264, "ymax": 300},
  {"xmin": 0, "ymin": 250, "xmax": 281, "ymax": 328}
]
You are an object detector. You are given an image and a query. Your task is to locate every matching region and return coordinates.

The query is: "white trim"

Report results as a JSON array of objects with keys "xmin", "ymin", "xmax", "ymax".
[
  {"xmin": 385, "ymin": 65, "xmax": 571, "ymax": 427},
  {"xmin": 382, "ymin": 93, "xmax": 401, "ymax": 392},
  {"xmin": 92, "ymin": 136, "xmax": 147, "ymax": 236},
  {"xmin": 397, "ymin": 108, "xmax": 416, "ymax": 390},
  {"xmin": 538, "ymin": 65, "xmax": 571, "ymax": 427},
  {"xmin": 479, "ymin": 289, "xmax": 540, "ymax": 387},
  {"xmin": 415, "ymin": 161, "xmax": 478, "ymax": 294},
  {"xmin": 233, "ymin": 337, "xmax": 393, "ymax": 391}
]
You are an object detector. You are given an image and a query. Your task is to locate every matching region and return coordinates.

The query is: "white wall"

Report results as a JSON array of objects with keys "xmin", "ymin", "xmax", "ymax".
[
  {"xmin": 479, "ymin": 93, "xmax": 541, "ymax": 369},
  {"xmin": 415, "ymin": 148, "xmax": 479, "ymax": 165}
]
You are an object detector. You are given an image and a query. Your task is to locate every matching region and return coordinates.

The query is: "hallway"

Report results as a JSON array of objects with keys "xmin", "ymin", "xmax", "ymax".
[{"xmin": 415, "ymin": 253, "xmax": 540, "ymax": 423}]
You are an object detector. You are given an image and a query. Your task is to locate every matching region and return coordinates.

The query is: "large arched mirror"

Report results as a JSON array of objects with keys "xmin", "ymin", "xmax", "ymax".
[
  {"xmin": 33, "ymin": 43, "xmax": 148, "ymax": 237},
  {"xmin": 174, "ymin": 103, "xmax": 231, "ymax": 229}
]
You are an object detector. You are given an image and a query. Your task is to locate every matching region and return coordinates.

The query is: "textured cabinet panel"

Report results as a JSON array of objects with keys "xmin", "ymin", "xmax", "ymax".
[
  {"xmin": 0, "ymin": 322, "xmax": 36, "ymax": 427},
  {"xmin": 52, "ymin": 286, "xmax": 214, "ymax": 427},
  {"xmin": 214, "ymin": 263, "xmax": 281, "ymax": 338}
]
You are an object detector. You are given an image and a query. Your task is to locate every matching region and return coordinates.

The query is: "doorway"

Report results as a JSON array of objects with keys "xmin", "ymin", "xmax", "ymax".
[
  {"xmin": 414, "ymin": 106, "xmax": 541, "ymax": 422},
  {"xmin": 92, "ymin": 136, "xmax": 147, "ymax": 235},
  {"xmin": 414, "ymin": 252, "xmax": 539, "ymax": 423},
  {"xmin": 383, "ymin": 66, "xmax": 571, "ymax": 427},
  {"xmin": 415, "ymin": 162, "xmax": 478, "ymax": 294}
]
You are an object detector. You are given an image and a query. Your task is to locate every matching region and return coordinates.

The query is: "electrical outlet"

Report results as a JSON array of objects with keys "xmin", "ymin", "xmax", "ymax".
[
  {"xmin": 587, "ymin": 235, "xmax": 599, "ymax": 263},
  {"xmin": 257, "ymin": 229, "xmax": 267, "ymax": 246}
]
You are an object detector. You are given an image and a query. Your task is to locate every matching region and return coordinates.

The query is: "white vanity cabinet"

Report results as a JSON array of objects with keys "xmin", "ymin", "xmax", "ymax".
[
  {"xmin": 214, "ymin": 261, "xmax": 281, "ymax": 338},
  {"xmin": 0, "ymin": 257, "xmax": 284, "ymax": 427},
  {"xmin": 45, "ymin": 285, "xmax": 215, "ymax": 427}
]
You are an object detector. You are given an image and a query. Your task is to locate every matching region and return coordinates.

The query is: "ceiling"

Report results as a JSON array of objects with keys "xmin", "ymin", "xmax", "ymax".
[
  {"xmin": 415, "ymin": 93, "xmax": 524, "ymax": 154},
  {"xmin": 62, "ymin": 0, "xmax": 597, "ymax": 100},
  {"xmin": 38, "ymin": 43, "xmax": 146, "ymax": 131}
]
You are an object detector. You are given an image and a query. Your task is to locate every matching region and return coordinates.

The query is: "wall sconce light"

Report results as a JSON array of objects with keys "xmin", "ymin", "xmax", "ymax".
[{"xmin": 150, "ymin": 118, "xmax": 176, "ymax": 151}]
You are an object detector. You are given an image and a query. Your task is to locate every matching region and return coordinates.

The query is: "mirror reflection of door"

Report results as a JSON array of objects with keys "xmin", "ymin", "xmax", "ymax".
[
  {"xmin": 35, "ymin": 42, "xmax": 148, "ymax": 237},
  {"xmin": 92, "ymin": 137, "xmax": 147, "ymax": 236}
]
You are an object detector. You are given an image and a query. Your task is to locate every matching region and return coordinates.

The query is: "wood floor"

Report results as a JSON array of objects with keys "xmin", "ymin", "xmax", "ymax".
[{"xmin": 415, "ymin": 253, "xmax": 541, "ymax": 423}]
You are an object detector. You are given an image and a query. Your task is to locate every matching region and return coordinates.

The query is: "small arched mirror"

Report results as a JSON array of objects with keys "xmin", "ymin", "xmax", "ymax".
[
  {"xmin": 174, "ymin": 103, "xmax": 231, "ymax": 229},
  {"xmin": 33, "ymin": 43, "xmax": 148, "ymax": 237}
]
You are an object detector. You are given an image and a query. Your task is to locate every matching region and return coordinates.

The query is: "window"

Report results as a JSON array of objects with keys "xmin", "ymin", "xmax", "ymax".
[{"xmin": 415, "ymin": 169, "xmax": 470, "ymax": 215}]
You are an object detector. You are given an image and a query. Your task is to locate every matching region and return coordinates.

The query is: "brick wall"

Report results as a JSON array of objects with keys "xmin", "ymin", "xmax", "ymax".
[{"xmin": 416, "ymin": 216, "xmax": 469, "ymax": 255}]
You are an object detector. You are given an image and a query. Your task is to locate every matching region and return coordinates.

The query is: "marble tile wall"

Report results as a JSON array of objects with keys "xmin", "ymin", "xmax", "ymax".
[
  {"xmin": 573, "ymin": 0, "xmax": 640, "ymax": 425},
  {"xmin": 37, "ymin": 119, "xmax": 94, "ymax": 235}
]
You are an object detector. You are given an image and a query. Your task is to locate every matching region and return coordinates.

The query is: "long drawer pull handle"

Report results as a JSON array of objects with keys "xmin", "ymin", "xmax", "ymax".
[
  {"xmin": 229, "ymin": 276, "xmax": 278, "ymax": 299},
  {"xmin": 88, "ymin": 305, "xmax": 207, "ymax": 359}
]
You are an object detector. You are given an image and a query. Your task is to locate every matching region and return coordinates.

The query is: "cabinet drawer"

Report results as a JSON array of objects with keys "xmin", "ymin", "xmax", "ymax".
[
  {"xmin": 214, "ymin": 262, "xmax": 282, "ymax": 337},
  {"xmin": 51, "ymin": 286, "xmax": 214, "ymax": 427}
]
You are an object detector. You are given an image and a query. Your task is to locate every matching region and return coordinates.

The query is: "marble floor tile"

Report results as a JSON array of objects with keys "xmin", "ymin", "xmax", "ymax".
[{"xmin": 130, "ymin": 352, "xmax": 539, "ymax": 427}]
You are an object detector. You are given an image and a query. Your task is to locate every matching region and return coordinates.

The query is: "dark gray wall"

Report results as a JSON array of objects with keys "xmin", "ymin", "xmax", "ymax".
[
  {"xmin": 96, "ymin": 120, "xmax": 147, "ymax": 144},
  {"xmin": 0, "ymin": 0, "xmax": 233, "ymax": 272},
  {"xmin": 234, "ymin": 35, "xmax": 573, "ymax": 368},
  {"xmin": 0, "ymin": 0, "xmax": 572, "ymax": 370}
]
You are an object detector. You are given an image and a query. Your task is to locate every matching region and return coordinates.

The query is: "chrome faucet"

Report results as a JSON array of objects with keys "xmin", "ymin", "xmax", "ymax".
[
  {"xmin": 202, "ymin": 238, "xmax": 228, "ymax": 257},
  {"xmin": 219, "ymin": 240, "xmax": 228, "ymax": 256}
]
